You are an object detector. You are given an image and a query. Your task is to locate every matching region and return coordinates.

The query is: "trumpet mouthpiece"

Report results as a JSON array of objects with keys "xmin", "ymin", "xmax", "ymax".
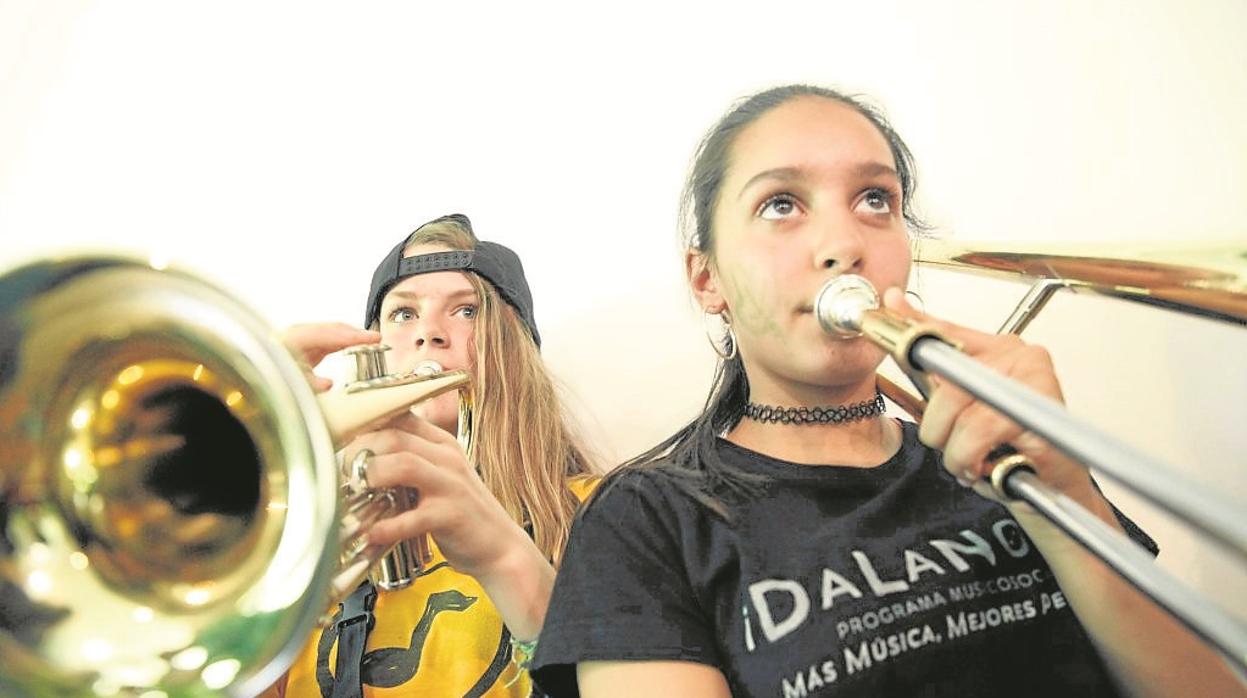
[
  {"xmin": 413, "ymin": 360, "xmax": 443, "ymax": 377},
  {"xmin": 814, "ymin": 274, "xmax": 880, "ymax": 338}
]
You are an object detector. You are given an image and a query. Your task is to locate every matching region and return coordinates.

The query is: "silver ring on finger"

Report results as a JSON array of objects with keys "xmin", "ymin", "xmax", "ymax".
[{"xmin": 350, "ymin": 448, "xmax": 376, "ymax": 491}]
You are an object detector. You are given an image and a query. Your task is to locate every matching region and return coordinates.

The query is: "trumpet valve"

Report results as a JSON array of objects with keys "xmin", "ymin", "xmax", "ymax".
[{"xmin": 344, "ymin": 343, "xmax": 392, "ymax": 382}]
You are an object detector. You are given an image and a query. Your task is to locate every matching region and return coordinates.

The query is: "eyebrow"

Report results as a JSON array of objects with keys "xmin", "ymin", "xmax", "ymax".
[{"xmin": 737, "ymin": 162, "xmax": 899, "ymax": 200}]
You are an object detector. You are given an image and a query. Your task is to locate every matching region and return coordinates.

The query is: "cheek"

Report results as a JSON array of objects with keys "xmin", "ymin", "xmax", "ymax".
[
  {"xmin": 876, "ymin": 234, "xmax": 913, "ymax": 285},
  {"xmin": 717, "ymin": 241, "xmax": 803, "ymax": 336},
  {"xmin": 709, "ymin": 213, "xmax": 805, "ymax": 336},
  {"xmin": 380, "ymin": 325, "xmax": 410, "ymax": 349},
  {"xmin": 459, "ymin": 326, "xmax": 478, "ymax": 369},
  {"xmin": 379, "ymin": 326, "xmax": 416, "ymax": 365},
  {"xmin": 721, "ymin": 265, "xmax": 786, "ymax": 338}
]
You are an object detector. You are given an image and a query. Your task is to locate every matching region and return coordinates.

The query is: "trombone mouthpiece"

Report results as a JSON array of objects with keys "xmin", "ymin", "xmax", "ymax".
[{"xmin": 814, "ymin": 274, "xmax": 880, "ymax": 338}]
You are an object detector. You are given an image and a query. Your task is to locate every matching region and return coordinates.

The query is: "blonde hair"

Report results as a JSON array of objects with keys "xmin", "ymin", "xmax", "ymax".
[{"xmin": 397, "ymin": 219, "xmax": 595, "ymax": 565}]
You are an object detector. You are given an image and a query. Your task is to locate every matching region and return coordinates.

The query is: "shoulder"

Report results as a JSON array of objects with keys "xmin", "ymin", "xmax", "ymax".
[
  {"xmin": 591, "ymin": 459, "xmax": 699, "ymax": 503},
  {"xmin": 574, "ymin": 461, "xmax": 720, "ymax": 540},
  {"xmin": 560, "ymin": 454, "xmax": 695, "ymax": 504}
]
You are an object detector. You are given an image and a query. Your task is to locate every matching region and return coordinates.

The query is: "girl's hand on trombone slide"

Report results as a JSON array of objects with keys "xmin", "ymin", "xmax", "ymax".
[{"xmin": 881, "ymin": 288, "xmax": 1104, "ymax": 507}]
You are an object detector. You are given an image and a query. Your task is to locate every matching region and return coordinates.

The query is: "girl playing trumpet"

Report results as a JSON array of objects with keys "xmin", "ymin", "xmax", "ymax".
[{"xmin": 268, "ymin": 213, "xmax": 597, "ymax": 697}]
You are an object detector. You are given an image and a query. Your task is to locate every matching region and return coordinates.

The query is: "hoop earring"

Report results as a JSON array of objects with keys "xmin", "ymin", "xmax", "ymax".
[
  {"xmin": 702, "ymin": 310, "xmax": 738, "ymax": 361},
  {"xmin": 904, "ymin": 289, "xmax": 926, "ymax": 313}
]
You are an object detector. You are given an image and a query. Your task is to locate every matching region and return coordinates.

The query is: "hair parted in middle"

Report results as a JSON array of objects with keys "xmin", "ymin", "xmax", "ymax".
[
  {"xmin": 608, "ymin": 84, "xmax": 928, "ymax": 520},
  {"xmin": 397, "ymin": 217, "xmax": 596, "ymax": 564}
]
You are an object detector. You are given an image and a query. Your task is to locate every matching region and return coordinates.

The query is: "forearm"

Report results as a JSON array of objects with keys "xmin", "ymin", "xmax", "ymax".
[
  {"xmin": 473, "ymin": 532, "xmax": 558, "ymax": 641},
  {"xmin": 1010, "ymin": 487, "xmax": 1245, "ymax": 697}
]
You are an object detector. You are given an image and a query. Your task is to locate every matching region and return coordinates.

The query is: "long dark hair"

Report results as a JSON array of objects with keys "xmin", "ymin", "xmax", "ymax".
[{"xmin": 611, "ymin": 84, "xmax": 926, "ymax": 519}]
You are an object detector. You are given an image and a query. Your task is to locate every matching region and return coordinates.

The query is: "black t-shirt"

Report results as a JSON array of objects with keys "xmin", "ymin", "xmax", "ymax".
[{"xmin": 532, "ymin": 421, "xmax": 1157, "ymax": 697}]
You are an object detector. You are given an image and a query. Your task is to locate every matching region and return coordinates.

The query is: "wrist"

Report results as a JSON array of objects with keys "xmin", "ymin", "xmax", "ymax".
[
  {"xmin": 1055, "ymin": 473, "xmax": 1116, "ymax": 521},
  {"xmin": 471, "ymin": 525, "xmax": 546, "ymax": 589},
  {"xmin": 472, "ymin": 533, "xmax": 555, "ymax": 642},
  {"xmin": 1006, "ymin": 478, "xmax": 1122, "ymax": 558}
]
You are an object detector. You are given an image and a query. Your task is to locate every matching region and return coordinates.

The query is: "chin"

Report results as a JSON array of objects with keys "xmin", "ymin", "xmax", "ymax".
[
  {"xmin": 805, "ymin": 342, "xmax": 887, "ymax": 384},
  {"xmin": 412, "ymin": 392, "xmax": 462, "ymax": 434}
]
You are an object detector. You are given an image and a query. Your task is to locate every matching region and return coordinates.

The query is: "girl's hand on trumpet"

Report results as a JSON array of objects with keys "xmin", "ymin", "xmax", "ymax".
[
  {"xmin": 879, "ymin": 288, "xmax": 1107, "ymax": 511},
  {"xmin": 342, "ymin": 411, "xmax": 555, "ymax": 641},
  {"xmin": 281, "ymin": 322, "xmax": 381, "ymax": 392},
  {"xmin": 344, "ymin": 412, "xmax": 540, "ymax": 589}
]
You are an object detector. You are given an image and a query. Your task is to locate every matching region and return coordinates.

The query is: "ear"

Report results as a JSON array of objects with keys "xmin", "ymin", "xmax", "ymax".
[{"xmin": 685, "ymin": 248, "xmax": 727, "ymax": 315}]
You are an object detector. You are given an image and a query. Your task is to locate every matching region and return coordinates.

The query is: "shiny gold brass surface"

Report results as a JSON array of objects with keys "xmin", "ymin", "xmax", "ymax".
[
  {"xmin": 915, "ymin": 239, "xmax": 1247, "ymax": 326},
  {"xmin": 857, "ymin": 310, "xmax": 956, "ymax": 375},
  {"xmin": 0, "ymin": 255, "xmax": 471, "ymax": 698},
  {"xmin": 47, "ymin": 352, "xmax": 266, "ymax": 608},
  {"xmin": 330, "ymin": 357, "xmax": 470, "ymax": 591},
  {"xmin": 852, "ymin": 243, "xmax": 1247, "ymax": 671}
]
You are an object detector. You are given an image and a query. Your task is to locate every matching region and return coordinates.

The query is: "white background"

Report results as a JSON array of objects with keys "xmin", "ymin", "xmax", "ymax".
[{"xmin": 3, "ymin": 1, "xmax": 1244, "ymax": 618}]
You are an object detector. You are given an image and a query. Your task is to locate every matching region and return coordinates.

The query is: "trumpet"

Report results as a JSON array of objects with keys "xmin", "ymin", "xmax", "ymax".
[
  {"xmin": 813, "ymin": 242, "xmax": 1247, "ymax": 673},
  {"xmin": 0, "ymin": 255, "xmax": 470, "ymax": 697},
  {"xmin": 336, "ymin": 349, "xmax": 474, "ymax": 593}
]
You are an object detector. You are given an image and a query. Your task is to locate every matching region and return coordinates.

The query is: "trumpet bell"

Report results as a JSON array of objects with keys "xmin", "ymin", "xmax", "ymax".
[{"xmin": 0, "ymin": 257, "xmax": 339, "ymax": 697}]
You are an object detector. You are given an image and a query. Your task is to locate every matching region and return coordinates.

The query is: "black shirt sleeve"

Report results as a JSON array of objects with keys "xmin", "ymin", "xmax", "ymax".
[{"xmin": 531, "ymin": 469, "xmax": 721, "ymax": 698}]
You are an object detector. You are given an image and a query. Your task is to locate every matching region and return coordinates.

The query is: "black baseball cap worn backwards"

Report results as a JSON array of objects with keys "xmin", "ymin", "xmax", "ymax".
[{"xmin": 365, "ymin": 214, "xmax": 541, "ymax": 347}]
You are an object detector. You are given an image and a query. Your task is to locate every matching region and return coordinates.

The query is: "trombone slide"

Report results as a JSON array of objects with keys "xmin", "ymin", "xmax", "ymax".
[{"xmin": 814, "ymin": 273, "xmax": 1247, "ymax": 672}]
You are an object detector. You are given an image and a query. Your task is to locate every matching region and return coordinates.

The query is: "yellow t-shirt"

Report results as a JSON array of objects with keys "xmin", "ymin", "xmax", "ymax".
[{"xmin": 263, "ymin": 476, "xmax": 598, "ymax": 698}]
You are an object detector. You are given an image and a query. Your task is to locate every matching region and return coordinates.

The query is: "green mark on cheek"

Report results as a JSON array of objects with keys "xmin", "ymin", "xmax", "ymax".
[{"xmin": 723, "ymin": 269, "xmax": 783, "ymax": 338}]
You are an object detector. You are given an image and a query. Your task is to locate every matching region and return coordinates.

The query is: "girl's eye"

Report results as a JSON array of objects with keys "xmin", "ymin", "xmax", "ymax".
[
  {"xmin": 758, "ymin": 194, "xmax": 800, "ymax": 220},
  {"xmin": 387, "ymin": 307, "xmax": 415, "ymax": 323},
  {"xmin": 856, "ymin": 188, "xmax": 896, "ymax": 215},
  {"xmin": 454, "ymin": 305, "xmax": 478, "ymax": 320}
]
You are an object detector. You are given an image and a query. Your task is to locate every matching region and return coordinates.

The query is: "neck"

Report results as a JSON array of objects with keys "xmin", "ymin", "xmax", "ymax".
[
  {"xmin": 728, "ymin": 414, "xmax": 900, "ymax": 467},
  {"xmin": 727, "ymin": 378, "xmax": 901, "ymax": 467}
]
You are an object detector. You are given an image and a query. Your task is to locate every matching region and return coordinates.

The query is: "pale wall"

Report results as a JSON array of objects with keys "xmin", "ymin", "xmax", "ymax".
[{"xmin": 2, "ymin": 0, "xmax": 1243, "ymax": 620}]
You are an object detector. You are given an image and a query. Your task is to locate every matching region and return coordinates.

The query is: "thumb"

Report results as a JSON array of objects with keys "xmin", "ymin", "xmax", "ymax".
[
  {"xmin": 882, "ymin": 287, "xmax": 924, "ymax": 321},
  {"xmin": 881, "ymin": 287, "xmax": 996, "ymax": 354}
]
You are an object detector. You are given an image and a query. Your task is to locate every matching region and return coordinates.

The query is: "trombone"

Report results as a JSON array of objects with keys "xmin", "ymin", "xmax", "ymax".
[
  {"xmin": 0, "ymin": 255, "xmax": 470, "ymax": 697},
  {"xmin": 813, "ymin": 240, "xmax": 1247, "ymax": 672}
]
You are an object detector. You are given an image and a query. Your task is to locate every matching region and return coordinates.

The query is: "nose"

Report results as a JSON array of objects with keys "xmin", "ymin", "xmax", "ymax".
[
  {"xmin": 812, "ymin": 215, "xmax": 865, "ymax": 274},
  {"xmin": 413, "ymin": 318, "xmax": 449, "ymax": 349}
]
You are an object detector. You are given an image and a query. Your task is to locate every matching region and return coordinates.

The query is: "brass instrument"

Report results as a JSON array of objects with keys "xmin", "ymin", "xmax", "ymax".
[
  {"xmin": 814, "ymin": 241, "xmax": 1247, "ymax": 672},
  {"xmin": 339, "ymin": 349, "xmax": 475, "ymax": 592},
  {"xmin": 0, "ymin": 255, "xmax": 470, "ymax": 697}
]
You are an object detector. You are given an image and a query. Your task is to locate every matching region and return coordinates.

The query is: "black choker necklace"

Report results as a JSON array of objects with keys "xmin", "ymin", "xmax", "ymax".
[{"xmin": 743, "ymin": 394, "xmax": 886, "ymax": 425}]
